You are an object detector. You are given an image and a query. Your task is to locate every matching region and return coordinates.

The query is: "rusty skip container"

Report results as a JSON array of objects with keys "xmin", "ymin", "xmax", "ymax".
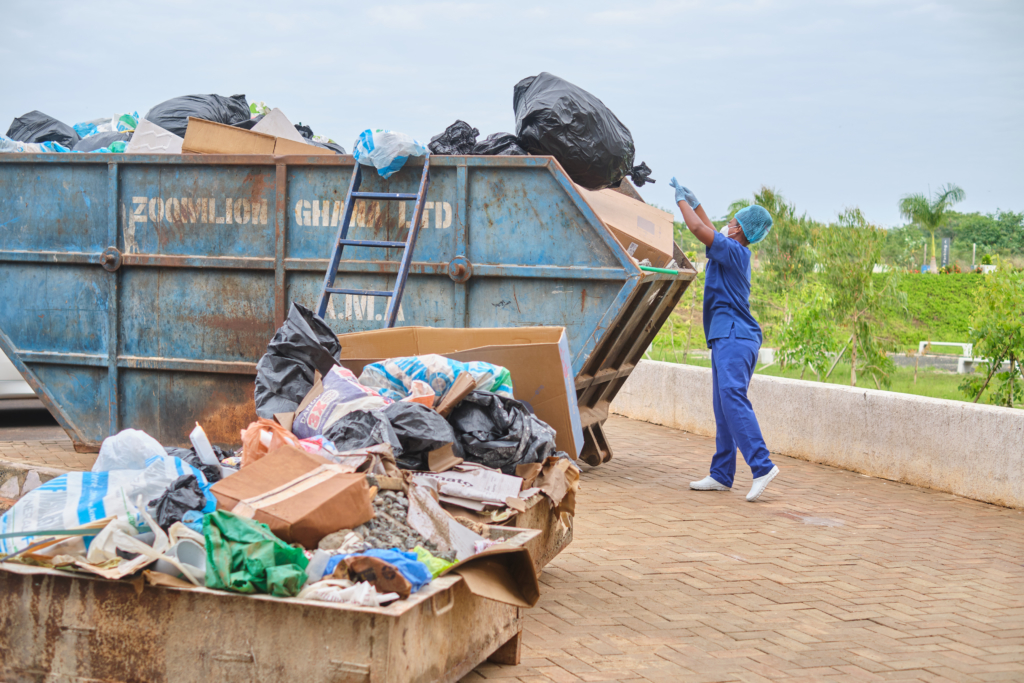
[
  {"xmin": 0, "ymin": 153, "xmax": 694, "ymax": 465},
  {"xmin": 0, "ymin": 527, "xmax": 539, "ymax": 683}
]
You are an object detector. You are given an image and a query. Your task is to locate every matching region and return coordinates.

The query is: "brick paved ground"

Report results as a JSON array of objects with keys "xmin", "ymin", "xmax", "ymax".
[
  {"xmin": 467, "ymin": 416, "xmax": 1024, "ymax": 683},
  {"xmin": 3, "ymin": 418, "xmax": 1022, "ymax": 682},
  {"xmin": 0, "ymin": 438, "xmax": 93, "ymax": 471}
]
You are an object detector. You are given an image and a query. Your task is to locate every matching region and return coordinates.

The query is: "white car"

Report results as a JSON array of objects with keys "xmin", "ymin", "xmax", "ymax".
[{"xmin": 0, "ymin": 348, "xmax": 35, "ymax": 399}]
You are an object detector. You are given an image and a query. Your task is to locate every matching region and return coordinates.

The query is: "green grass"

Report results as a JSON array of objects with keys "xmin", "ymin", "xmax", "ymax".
[{"xmin": 647, "ymin": 347, "xmax": 969, "ymax": 403}]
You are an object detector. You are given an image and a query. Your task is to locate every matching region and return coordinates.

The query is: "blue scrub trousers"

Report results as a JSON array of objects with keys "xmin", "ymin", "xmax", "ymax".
[{"xmin": 708, "ymin": 328, "xmax": 774, "ymax": 487}]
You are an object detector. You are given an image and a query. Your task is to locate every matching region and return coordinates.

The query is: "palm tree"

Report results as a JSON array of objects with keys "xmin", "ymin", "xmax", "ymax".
[{"xmin": 898, "ymin": 184, "xmax": 965, "ymax": 273}]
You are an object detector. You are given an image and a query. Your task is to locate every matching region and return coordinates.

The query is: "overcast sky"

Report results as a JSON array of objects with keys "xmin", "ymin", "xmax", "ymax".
[{"xmin": 4, "ymin": 0, "xmax": 1021, "ymax": 226}]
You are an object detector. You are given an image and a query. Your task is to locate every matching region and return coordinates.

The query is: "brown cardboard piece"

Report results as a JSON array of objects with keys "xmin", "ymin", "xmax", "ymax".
[
  {"xmin": 428, "ymin": 444, "xmax": 463, "ymax": 472},
  {"xmin": 181, "ymin": 117, "xmax": 333, "ymax": 156},
  {"xmin": 211, "ymin": 444, "xmax": 374, "ymax": 549},
  {"xmin": 337, "ymin": 326, "xmax": 584, "ymax": 459},
  {"xmin": 577, "ymin": 185, "xmax": 675, "ymax": 267},
  {"xmin": 441, "ymin": 545, "xmax": 540, "ymax": 608},
  {"xmin": 434, "ymin": 372, "xmax": 476, "ymax": 417}
]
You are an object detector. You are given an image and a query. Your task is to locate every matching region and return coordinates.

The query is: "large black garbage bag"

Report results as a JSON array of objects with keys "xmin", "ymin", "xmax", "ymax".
[
  {"xmin": 6, "ymin": 111, "xmax": 79, "ymax": 149},
  {"xmin": 144, "ymin": 94, "xmax": 250, "ymax": 138},
  {"xmin": 231, "ymin": 113, "xmax": 264, "ymax": 130},
  {"xmin": 72, "ymin": 131, "xmax": 132, "ymax": 152},
  {"xmin": 254, "ymin": 302, "xmax": 341, "ymax": 419},
  {"xmin": 448, "ymin": 391, "xmax": 558, "ymax": 474},
  {"xmin": 513, "ymin": 72, "xmax": 652, "ymax": 190},
  {"xmin": 322, "ymin": 410, "xmax": 402, "ymax": 456},
  {"xmin": 149, "ymin": 474, "xmax": 206, "ymax": 530},
  {"xmin": 472, "ymin": 132, "xmax": 527, "ymax": 156},
  {"xmin": 428, "ymin": 120, "xmax": 479, "ymax": 155},
  {"xmin": 383, "ymin": 402, "xmax": 461, "ymax": 471}
]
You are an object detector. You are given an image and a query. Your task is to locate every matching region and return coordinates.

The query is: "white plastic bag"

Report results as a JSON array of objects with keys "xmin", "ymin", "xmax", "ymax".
[
  {"xmin": 352, "ymin": 129, "xmax": 427, "ymax": 179},
  {"xmin": 93, "ymin": 429, "xmax": 167, "ymax": 472},
  {"xmin": 0, "ymin": 454, "xmax": 204, "ymax": 556}
]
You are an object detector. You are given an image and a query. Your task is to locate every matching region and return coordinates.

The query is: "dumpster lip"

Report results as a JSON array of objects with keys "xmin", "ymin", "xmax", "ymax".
[
  {"xmin": 0, "ymin": 526, "xmax": 542, "ymax": 616},
  {"xmin": 0, "ymin": 560, "xmax": 462, "ymax": 616}
]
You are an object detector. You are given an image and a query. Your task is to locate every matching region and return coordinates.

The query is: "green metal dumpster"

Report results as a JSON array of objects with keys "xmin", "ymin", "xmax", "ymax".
[{"xmin": 0, "ymin": 153, "xmax": 694, "ymax": 465}]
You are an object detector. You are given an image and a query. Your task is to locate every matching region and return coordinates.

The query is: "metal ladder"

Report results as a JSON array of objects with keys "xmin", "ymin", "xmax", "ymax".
[{"xmin": 316, "ymin": 157, "xmax": 431, "ymax": 327}]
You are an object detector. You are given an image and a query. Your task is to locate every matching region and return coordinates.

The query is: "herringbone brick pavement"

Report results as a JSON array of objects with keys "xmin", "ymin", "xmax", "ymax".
[
  {"xmin": 0, "ymin": 439, "xmax": 92, "ymax": 471},
  {"xmin": 466, "ymin": 416, "xmax": 1024, "ymax": 682}
]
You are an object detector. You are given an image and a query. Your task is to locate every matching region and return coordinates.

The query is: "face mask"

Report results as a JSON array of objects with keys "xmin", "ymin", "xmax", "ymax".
[{"xmin": 720, "ymin": 225, "xmax": 731, "ymax": 237}]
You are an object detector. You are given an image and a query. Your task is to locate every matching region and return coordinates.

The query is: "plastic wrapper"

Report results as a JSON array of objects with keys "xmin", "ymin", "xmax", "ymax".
[
  {"xmin": 6, "ymin": 110, "xmax": 79, "ymax": 149},
  {"xmin": 448, "ymin": 391, "xmax": 559, "ymax": 474},
  {"xmin": 383, "ymin": 402, "xmax": 460, "ymax": 471},
  {"xmin": 203, "ymin": 510, "xmax": 308, "ymax": 597},
  {"xmin": 254, "ymin": 302, "xmax": 341, "ymax": 419},
  {"xmin": 291, "ymin": 366, "xmax": 392, "ymax": 439},
  {"xmin": 73, "ymin": 131, "xmax": 132, "ymax": 152},
  {"xmin": 73, "ymin": 112, "xmax": 138, "ymax": 138},
  {"xmin": 352, "ymin": 129, "xmax": 428, "ymax": 179},
  {"xmin": 359, "ymin": 354, "xmax": 512, "ymax": 402},
  {"xmin": 514, "ymin": 72, "xmax": 642, "ymax": 190},
  {"xmin": 322, "ymin": 410, "xmax": 402, "ymax": 456},
  {"xmin": 144, "ymin": 93, "xmax": 251, "ymax": 138},
  {"xmin": 428, "ymin": 120, "xmax": 479, "ymax": 155},
  {"xmin": 472, "ymin": 132, "xmax": 527, "ymax": 156},
  {"xmin": 414, "ymin": 546, "xmax": 455, "ymax": 578},
  {"xmin": 240, "ymin": 418, "xmax": 301, "ymax": 467},
  {"xmin": 149, "ymin": 474, "xmax": 207, "ymax": 530},
  {"xmin": 0, "ymin": 135, "xmax": 69, "ymax": 153}
]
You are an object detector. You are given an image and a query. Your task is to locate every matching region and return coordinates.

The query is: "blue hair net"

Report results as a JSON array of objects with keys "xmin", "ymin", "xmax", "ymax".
[{"xmin": 735, "ymin": 205, "xmax": 773, "ymax": 245}]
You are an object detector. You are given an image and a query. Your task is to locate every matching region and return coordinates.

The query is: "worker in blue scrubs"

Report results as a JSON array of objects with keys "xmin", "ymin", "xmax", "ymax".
[{"xmin": 670, "ymin": 178, "xmax": 780, "ymax": 502}]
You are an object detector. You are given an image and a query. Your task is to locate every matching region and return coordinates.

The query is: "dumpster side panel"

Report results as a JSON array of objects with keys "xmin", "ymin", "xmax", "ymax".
[
  {"xmin": 118, "ymin": 165, "xmax": 277, "ymax": 258},
  {"xmin": 0, "ymin": 163, "xmax": 108, "ymax": 253},
  {"xmin": 0, "ymin": 264, "xmax": 108, "ymax": 355},
  {"xmin": 119, "ymin": 268, "xmax": 275, "ymax": 363}
]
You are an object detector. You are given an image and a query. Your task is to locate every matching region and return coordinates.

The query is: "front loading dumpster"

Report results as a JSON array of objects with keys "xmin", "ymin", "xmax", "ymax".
[{"xmin": 0, "ymin": 153, "xmax": 695, "ymax": 465}]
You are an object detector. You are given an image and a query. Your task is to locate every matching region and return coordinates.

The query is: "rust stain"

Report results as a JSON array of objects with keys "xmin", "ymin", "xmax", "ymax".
[{"xmin": 581, "ymin": 288, "xmax": 587, "ymax": 312}]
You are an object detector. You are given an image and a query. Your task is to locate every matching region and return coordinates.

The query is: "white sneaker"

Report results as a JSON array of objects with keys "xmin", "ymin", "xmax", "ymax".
[
  {"xmin": 746, "ymin": 466, "xmax": 780, "ymax": 502},
  {"xmin": 690, "ymin": 476, "xmax": 731, "ymax": 491}
]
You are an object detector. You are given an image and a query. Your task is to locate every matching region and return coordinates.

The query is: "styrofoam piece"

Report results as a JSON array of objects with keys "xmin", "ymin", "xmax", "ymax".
[
  {"xmin": 124, "ymin": 119, "xmax": 183, "ymax": 154},
  {"xmin": 189, "ymin": 423, "xmax": 220, "ymax": 467},
  {"xmin": 252, "ymin": 108, "xmax": 307, "ymax": 143}
]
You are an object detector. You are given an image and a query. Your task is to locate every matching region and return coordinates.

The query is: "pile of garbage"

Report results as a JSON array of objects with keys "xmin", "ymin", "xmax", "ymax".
[
  {"xmin": 0, "ymin": 303, "xmax": 578, "ymax": 609},
  {"xmin": 2, "ymin": 72, "xmax": 649, "ymax": 191},
  {"xmin": 1, "ymin": 95, "xmax": 345, "ymax": 156}
]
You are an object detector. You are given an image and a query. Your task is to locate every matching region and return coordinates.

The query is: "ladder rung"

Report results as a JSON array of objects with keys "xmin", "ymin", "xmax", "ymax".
[
  {"xmin": 338, "ymin": 239, "xmax": 407, "ymax": 248},
  {"xmin": 351, "ymin": 192, "xmax": 419, "ymax": 200},
  {"xmin": 325, "ymin": 288, "xmax": 394, "ymax": 297}
]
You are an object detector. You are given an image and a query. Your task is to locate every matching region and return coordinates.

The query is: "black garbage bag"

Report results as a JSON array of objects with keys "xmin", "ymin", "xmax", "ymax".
[
  {"xmin": 165, "ymin": 446, "xmax": 230, "ymax": 484},
  {"xmin": 295, "ymin": 123, "xmax": 314, "ymax": 140},
  {"xmin": 6, "ymin": 111, "xmax": 79, "ymax": 149},
  {"xmin": 149, "ymin": 474, "xmax": 206, "ymax": 530},
  {"xmin": 72, "ymin": 131, "xmax": 132, "ymax": 152},
  {"xmin": 231, "ymin": 113, "xmax": 264, "ymax": 130},
  {"xmin": 254, "ymin": 302, "xmax": 341, "ymax": 419},
  {"xmin": 448, "ymin": 391, "xmax": 558, "ymax": 474},
  {"xmin": 383, "ymin": 402, "xmax": 461, "ymax": 471},
  {"xmin": 322, "ymin": 410, "xmax": 402, "ymax": 456},
  {"xmin": 144, "ymin": 94, "xmax": 250, "ymax": 138},
  {"xmin": 428, "ymin": 120, "xmax": 479, "ymax": 155},
  {"xmin": 514, "ymin": 72, "xmax": 649, "ymax": 190},
  {"xmin": 472, "ymin": 132, "xmax": 527, "ymax": 156}
]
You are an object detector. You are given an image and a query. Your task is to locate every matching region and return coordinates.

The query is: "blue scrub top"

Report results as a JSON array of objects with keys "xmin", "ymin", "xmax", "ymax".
[{"xmin": 703, "ymin": 231, "xmax": 762, "ymax": 348}]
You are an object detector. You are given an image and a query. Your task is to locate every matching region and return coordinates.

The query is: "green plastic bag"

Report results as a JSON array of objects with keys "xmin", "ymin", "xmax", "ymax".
[
  {"xmin": 414, "ymin": 546, "xmax": 454, "ymax": 579},
  {"xmin": 203, "ymin": 511, "xmax": 309, "ymax": 598}
]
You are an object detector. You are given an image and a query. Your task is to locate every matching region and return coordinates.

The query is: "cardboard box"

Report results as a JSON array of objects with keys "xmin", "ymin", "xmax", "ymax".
[
  {"xmin": 336, "ymin": 326, "xmax": 584, "ymax": 459},
  {"xmin": 577, "ymin": 185, "xmax": 675, "ymax": 267},
  {"xmin": 181, "ymin": 117, "xmax": 333, "ymax": 156},
  {"xmin": 210, "ymin": 444, "xmax": 374, "ymax": 549}
]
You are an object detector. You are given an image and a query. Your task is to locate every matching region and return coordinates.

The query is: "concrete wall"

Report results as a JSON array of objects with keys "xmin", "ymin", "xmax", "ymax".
[{"xmin": 611, "ymin": 360, "xmax": 1024, "ymax": 509}]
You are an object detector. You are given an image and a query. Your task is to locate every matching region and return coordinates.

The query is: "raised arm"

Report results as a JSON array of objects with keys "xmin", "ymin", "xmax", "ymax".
[{"xmin": 670, "ymin": 178, "xmax": 716, "ymax": 248}]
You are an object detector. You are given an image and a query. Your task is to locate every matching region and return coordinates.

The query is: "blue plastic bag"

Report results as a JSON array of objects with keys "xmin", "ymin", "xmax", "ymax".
[
  {"xmin": 352, "ymin": 129, "xmax": 428, "ymax": 179},
  {"xmin": 324, "ymin": 548, "xmax": 432, "ymax": 593},
  {"xmin": 359, "ymin": 354, "xmax": 513, "ymax": 402}
]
